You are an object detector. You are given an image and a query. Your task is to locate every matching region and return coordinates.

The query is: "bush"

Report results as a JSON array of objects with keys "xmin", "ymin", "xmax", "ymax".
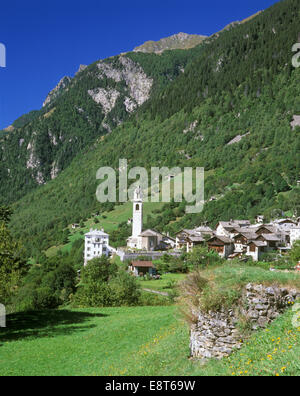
[
  {"xmin": 138, "ymin": 291, "xmax": 171, "ymax": 306},
  {"xmin": 155, "ymin": 254, "xmax": 189, "ymax": 274},
  {"xmin": 290, "ymin": 241, "xmax": 300, "ymax": 263},
  {"xmin": 13, "ymin": 257, "xmax": 77, "ymax": 311},
  {"xmin": 72, "ymin": 256, "xmax": 141, "ymax": 307},
  {"xmin": 0, "ymin": 219, "xmax": 28, "ymax": 306},
  {"xmin": 109, "ymin": 271, "xmax": 141, "ymax": 306},
  {"xmin": 177, "ymin": 271, "xmax": 209, "ymax": 324},
  {"xmin": 185, "ymin": 246, "xmax": 224, "ymax": 270}
]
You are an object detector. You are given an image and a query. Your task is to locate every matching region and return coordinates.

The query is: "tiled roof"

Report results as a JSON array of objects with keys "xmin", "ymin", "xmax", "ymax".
[{"xmin": 131, "ymin": 261, "xmax": 155, "ymax": 268}]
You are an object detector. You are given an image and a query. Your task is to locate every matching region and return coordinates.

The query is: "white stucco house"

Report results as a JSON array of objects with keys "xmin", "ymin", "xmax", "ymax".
[
  {"xmin": 246, "ymin": 241, "xmax": 267, "ymax": 262},
  {"xmin": 84, "ymin": 229, "xmax": 112, "ymax": 266},
  {"xmin": 291, "ymin": 227, "xmax": 300, "ymax": 246}
]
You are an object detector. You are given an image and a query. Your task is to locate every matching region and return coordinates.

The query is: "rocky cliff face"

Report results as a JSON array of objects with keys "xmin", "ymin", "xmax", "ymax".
[
  {"xmin": 134, "ymin": 32, "xmax": 207, "ymax": 54},
  {"xmin": 0, "ymin": 53, "xmax": 157, "ymax": 199},
  {"xmin": 96, "ymin": 56, "xmax": 153, "ymax": 106},
  {"xmin": 88, "ymin": 56, "xmax": 153, "ymax": 130},
  {"xmin": 43, "ymin": 76, "xmax": 72, "ymax": 107}
]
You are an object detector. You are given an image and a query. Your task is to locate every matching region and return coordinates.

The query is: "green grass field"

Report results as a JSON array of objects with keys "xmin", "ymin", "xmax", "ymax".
[
  {"xmin": 138, "ymin": 273, "xmax": 186, "ymax": 293},
  {"xmin": 1, "ymin": 304, "xmax": 299, "ymax": 376}
]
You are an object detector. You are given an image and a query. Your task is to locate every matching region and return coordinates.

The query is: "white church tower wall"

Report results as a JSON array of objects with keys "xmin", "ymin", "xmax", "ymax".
[
  {"xmin": 132, "ymin": 187, "xmax": 143, "ymax": 238},
  {"xmin": 127, "ymin": 186, "xmax": 143, "ymax": 250}
]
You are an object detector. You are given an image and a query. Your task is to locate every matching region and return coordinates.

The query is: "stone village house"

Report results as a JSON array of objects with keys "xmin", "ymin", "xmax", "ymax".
[{"xmin": 207, "ymin": 235, "xmax": 234, "ymax": 259}]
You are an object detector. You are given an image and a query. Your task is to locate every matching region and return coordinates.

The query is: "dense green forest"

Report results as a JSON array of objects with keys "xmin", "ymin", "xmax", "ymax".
[{"xmin": 1, "ymin": 0, "xmax": 299, "ymax": 260}]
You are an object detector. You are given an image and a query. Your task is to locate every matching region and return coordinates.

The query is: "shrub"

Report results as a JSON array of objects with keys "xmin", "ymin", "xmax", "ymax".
[
  {"xmin": 185, "ymin": 246, "xmax": 224, "ymax": 270},
  {"xmin": 0, "ymin": 218, "xmax": 28, "ymax": 306},
  {"xmin": 177, "ymin": 270, "xmax": 209, "ymax": 324},
  {"xmin": 109, "ymin": 271, "xmax": 141, "ymax": 306},
  {"xmin": 290, "ymin": 241, "xmax": 300, "ymax": 263},
  {"xmin": 13, "ymin": 258, "xmax": 77, "ymax": 311},
  {"xmin": 72, "ymin": 256, "xmax": 141, "ymax": 307},
  {"xmin": 178, "ymin": 263, "xmax": 300, "ymax": 326},
  {"xmin": 138, "ymin": 291, "xmax": 171, "ymax": 306}
]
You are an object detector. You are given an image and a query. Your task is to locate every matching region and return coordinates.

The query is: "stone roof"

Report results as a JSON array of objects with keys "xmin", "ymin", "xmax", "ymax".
[
  {"xmin": 260, "ymin": 234, "xmax": 281, "ymax": 242},
  {"xmin": 188, "ymin": 236, "xmax": 205, "ymax": 243},
  {"xmin": 233, "ymin": 232, "xmax": 258, "ymax": 241},
  {"xmin": 208, "ymin": 235, "xmax": 233, "ymax": 244},
  {"xmin": 218, "ymin": 220, "xmax": 251, "ymax": 229},
  {"xmin": 234, "ymin": 226, "xmax": 258, "ymax": 233},
  {"xmin": 248, "ymin": 241, "xmax": 266, "ymax": 247},
  {"xmin": 256, "ymin": 225, "xmax": 277, "ymax": 233},
  {"xmin": 139, "ymin": 229, "xmax": 162, "ymax": 237},
  {"xmin": 273, "ymin": 218, "xmax": 296, "ymax": 224},
  {"xmin": 175, "ymin": 229, "xmax": 197, "ymax": 236},
  {"xmin": 194, "ymin": 226, "xmax": 213, "ymax": 233}
]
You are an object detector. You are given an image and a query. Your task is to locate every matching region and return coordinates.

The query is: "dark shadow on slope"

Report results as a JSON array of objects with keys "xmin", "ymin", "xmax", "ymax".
[{"xmin": 0, "ymin": 309, "xmax": 107, "ymax": 344}]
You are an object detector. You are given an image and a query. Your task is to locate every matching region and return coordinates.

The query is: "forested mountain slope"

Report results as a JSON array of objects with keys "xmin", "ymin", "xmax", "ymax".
[
  {"xmin": 0, "ymin": 47, "xmax": 204, "ymax": 204},
  {"xmin": 4, "ymin": 0, "xmax": 300, "ymax": 258}
]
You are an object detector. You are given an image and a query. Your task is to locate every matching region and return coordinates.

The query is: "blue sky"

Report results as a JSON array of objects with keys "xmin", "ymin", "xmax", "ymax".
[{"xmin": 0, "ymin": 0, "xmax": 279, "ymax": 129}]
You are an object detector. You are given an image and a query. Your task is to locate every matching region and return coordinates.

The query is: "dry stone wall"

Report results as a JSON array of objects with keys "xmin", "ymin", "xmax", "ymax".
[{"xmin": 190, "ymin": 283, "xmax": 300, "ymax": 360}]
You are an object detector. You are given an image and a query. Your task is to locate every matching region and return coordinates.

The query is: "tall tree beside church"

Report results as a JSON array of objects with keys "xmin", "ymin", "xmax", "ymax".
[{"xmin": 0, "ymin": 207, "xmax": 27, "ymax": 305}]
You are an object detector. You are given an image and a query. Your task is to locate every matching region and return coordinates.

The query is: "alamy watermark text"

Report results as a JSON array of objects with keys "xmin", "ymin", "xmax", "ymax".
[
  {"xmin": 0, "ymin": 42, "xmax": 6, "ymax": 68},
  {"xmin": 0, "ymin": 304, "xmax": 6, "ymax": 328},
  {"xmin": 96, "ymin": 159, "xmax": 205, "ymax": 214}
]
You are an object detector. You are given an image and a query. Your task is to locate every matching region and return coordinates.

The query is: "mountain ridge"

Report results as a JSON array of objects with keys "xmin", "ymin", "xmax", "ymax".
[{"xmin": 133, "ymin": 32, "xmax": 207, "ymax": 54}]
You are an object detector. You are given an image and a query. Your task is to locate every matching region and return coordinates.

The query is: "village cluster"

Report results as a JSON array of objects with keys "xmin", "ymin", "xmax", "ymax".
[
  {"xmin": 176, "ymin": 217, "xmax": 300, "ymax": 261},
  {"xmin": 83, "ymin": 187, "xmax": 300, "ymax": 274}
]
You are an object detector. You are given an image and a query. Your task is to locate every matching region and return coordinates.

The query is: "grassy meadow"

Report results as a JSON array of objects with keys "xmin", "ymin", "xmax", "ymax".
[
  {"xmin": 138, "ymin": 273, "xmax": 186, "ymax": 293},
  {"xmin": 1, "ymin": 264, "xmax": 299, "ymax": 376},
  {"xmin": 1, "ymin": 303, "xmax": 299, "ymax": 376}
]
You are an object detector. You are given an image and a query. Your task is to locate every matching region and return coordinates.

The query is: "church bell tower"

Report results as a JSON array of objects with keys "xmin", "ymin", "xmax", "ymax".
[{"xmin": 132, "ymin": 186, "xmax": 143, "ymax": 238}]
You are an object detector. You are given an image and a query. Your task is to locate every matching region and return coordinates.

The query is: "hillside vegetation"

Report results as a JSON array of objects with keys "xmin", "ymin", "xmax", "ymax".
[{"xmin": 1, "ymin": 0, "xmax": 299, "ymax": 260}]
